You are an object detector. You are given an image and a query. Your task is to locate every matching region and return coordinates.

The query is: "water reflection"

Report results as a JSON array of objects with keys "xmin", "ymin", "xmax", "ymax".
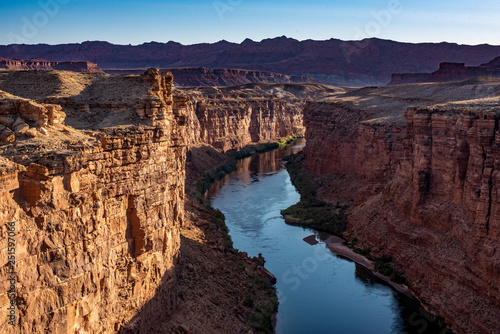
[
  {"xmin": 205, "ymin": 140, "xmax": 305, "ymax": 198},
  {"xmin": 206, "ymin": 140, "xmax": 446, "ymax": 334}
]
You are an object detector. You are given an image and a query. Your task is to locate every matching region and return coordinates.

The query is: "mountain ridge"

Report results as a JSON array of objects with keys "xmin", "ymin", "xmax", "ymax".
[{"xmin": 2, "ymin": 37, "xmax": 500, "ymax": 85}]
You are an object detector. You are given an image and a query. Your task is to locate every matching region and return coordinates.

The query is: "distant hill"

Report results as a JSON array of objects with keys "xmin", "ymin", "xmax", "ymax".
[{"xmin": 2, "ymin": 37, "xmax": 500, "ymax": 86}]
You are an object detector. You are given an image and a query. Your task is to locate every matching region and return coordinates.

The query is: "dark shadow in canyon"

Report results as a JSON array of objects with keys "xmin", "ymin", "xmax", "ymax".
[{"xmin": 117, "ymin": 259, "xmax": 179, "ymax": 334}]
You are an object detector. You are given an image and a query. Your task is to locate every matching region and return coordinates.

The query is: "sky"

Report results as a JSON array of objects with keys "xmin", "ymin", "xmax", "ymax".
[{"xmin": 1, "ymin": 0, "xmax": 500, "ymax": 46}]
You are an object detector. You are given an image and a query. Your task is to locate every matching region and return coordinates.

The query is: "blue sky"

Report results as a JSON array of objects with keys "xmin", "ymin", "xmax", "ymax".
[{"xmin": 1, "ymin": 0, "xmax": 499, "ymax": 45}]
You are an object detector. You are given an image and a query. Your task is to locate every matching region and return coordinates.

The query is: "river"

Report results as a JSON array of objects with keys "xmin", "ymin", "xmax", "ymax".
[{"xmin": 205, "ymin": 140, "xmax": 445, "ymax": 334}]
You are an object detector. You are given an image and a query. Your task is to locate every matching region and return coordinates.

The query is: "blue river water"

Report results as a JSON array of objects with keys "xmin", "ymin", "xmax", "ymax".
[{"xmin": 206, "ymin": 141, "xmax": 445, "ymax": 334}]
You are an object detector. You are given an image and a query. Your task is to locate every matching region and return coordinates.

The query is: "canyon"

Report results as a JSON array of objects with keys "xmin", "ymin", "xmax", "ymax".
[
  {"xmin": 0, "ymin": 69, "xmax": 332, "ymax": 333},
  {"xmin": 1, "ymin": 66, "xmax": 499, "ymax": 333},
  {"xmin": 3, "ymin": 37, "xmax": 500, "ymax": 85},
  {"xmin": 303, "ymin": 78, "xmax": 500, "ymax": 334},
  {"xmin": 181, "ymin": 83, "xmax": 341, "ymax": 152}
]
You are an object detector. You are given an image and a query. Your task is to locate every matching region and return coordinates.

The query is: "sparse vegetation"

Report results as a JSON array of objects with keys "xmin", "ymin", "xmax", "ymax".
[
  {"xmin": 277, "ymin": 134, "xmax": 303, "ymax": 149},
  {"xmin": 281, "ymin": 152, "xmax": 347, "ymax": 236},
  {"xmin": 213, "ymin": 208, "xmax": 233, "ymax": 249},
  {"xmin": 195, "ymin": 135, "xmax": 303, "ymax": 196},
  {"xmin": 243, "ymin": 296, "xmax": 254, "ymax": 307},
  {"xmin": 248, "ymin": 275, "xmax": 279, "ymax": 334},
  {"xmin": 373, "ymin": 256, "xmax": 407, "ymax": 285},
  {"xmin": 352, "ymin": 247, "xmax": 372, "ymax": 259}
]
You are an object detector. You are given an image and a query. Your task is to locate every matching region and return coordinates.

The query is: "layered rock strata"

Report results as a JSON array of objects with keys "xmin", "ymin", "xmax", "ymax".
[
  {"xmin": 105, "ymin": 67, "xmax": 315, "ymax": 87},
  {"xmin": 304, "ymin": 79, "xmax": 500, "ymax": 334},
  {"xmin": 182, "ymin": 83, "xmax": 342, "ymax": 151},
  {"xmin": 0, "ymin": 68, "xmax": 342, "ymax": 333},
  {"xmin": 0, "ymin": 57, "xmax": 104, "ymax": 73},
  {"xmin": 0, "ymin": 69, "xmax": 187, "ymax": 333}
]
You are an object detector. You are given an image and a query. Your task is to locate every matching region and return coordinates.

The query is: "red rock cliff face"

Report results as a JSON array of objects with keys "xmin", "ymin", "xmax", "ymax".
[
  {"xmin": 190, "ymin": 98, "xmax": 304, "ymax": 152},
  {"xmin": 0, "ymin": 70, "xmax": 187, "ymax": 333},
  {"xmin": 304, "ymin": 85, "xmax": 500, "ymax": 334},
  {"xmin": 182, "ymin": 83, "xmax": 342, "ymax": 152}
]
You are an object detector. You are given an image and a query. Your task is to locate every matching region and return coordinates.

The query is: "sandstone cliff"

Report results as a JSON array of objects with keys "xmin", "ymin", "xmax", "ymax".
[
  {"xmin": 0, "ymin": 69, "xmax": 187, "ymax": 332},
  {"xmin": 105, "ymin": 67, "xmax": 315, "ymax": 87},
  {"xmin": 0, "ymin": 57, "xmax": 104, "ymax": 73},
  {"xmin": 181, "ymin": 83, "xmax": 343, "ymax": 152},
  {"xmin": 303, "ymin": 78, "xmax": 500, "ymax": 334}
]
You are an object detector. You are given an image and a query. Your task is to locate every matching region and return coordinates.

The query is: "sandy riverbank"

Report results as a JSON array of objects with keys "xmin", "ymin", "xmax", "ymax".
[{"xmin": 322, "ymin": 235, "xmax": 415, "ymax": 299}]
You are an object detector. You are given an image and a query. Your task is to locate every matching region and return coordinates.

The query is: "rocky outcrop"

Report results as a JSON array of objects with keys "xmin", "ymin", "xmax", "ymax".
[
  {"xmin": 0, "ymin": 69, "xmax": 187, "ymax": 333},
  {"xmin": 105, "ymin": 67, "xmax": 315, "ymax": 87},
  {"xmin": 0, "ymin": 57, "xmax": 104, "ymax": 73},
  {"xmin": 0, "ymin": 93, "xmax": 65, "ymax": 128},
  {"xmin": 390, "ymin": 57, "xmax": 500, "ymax": 84},
  {"xmin": 4, "ymin": 38, "xmax": 500, "ymax": 86},
  {"xmin": 303, "ymin": 80, "xmax": 500, "ymax": 334}
]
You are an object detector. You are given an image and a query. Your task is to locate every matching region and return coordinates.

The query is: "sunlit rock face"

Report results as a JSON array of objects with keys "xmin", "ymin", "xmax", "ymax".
[{"xmin": 0, "ymin": 69, "xmax": 186, "ymax": 333}]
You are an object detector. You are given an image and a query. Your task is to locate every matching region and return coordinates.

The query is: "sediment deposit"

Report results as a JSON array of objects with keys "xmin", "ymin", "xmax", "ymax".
[{"xmin": 303, "ymin": 78, "xmax": 500, "ymax": 334}]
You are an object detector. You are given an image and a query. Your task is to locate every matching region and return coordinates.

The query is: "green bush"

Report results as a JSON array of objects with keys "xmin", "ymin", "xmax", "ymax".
[
  {"xmin": 243, "ymin": 297, "xmax": 254, "ymax": 308},
  {"xmin": 373, "ymin": 256, "xmax": 407, "ymax": 285},
  {"xmin": 281, "ymin": 152, "xmax": 347, "ymax": 237}
]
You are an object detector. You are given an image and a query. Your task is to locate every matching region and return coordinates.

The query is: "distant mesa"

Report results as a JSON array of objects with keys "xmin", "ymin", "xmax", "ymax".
[
  {"xmin": 0, "ymin": 57, "xmax": 104, "ymax": 73},
  {"xmin": 389, "ymin": 56, "xmax": 500, "ymax": 85},
  {"xmin": 104, "ymin": 67, "xmax": 317, "ymax": 86}
]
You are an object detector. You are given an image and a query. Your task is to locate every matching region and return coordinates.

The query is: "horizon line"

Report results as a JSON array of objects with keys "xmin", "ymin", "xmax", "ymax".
[{"xmin": 1, "ymin": 36, "xmax": 499, "ymax": 48}]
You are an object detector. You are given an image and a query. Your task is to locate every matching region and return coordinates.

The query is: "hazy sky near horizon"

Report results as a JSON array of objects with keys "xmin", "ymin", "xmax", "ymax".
[{"xmin": 1, "ymin": 0, "xmax": 499, "ymax": 46}]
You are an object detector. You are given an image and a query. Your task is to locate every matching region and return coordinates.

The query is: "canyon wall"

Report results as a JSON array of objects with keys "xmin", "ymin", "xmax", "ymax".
[
  {"xmin": 0, "ymin": 69, "xmax": 187, "ymax": 333},
  {"xmin": 105, "ymin": 67, "xmax": 315, "ymax": 87},
  {"xmin": 181, "ymin": 83, "xmax": 342, "ymax": 151},
  {"xmin": 0, "ymin": 57, "xmax": 103, "ymax": 73},
  {"xmin": 303, "ymin": 82, "xmax": 500, "ymax": 334},
  {"xmin": 189, "ymin": 97, "xmax": 304, "ymax": 152}
]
